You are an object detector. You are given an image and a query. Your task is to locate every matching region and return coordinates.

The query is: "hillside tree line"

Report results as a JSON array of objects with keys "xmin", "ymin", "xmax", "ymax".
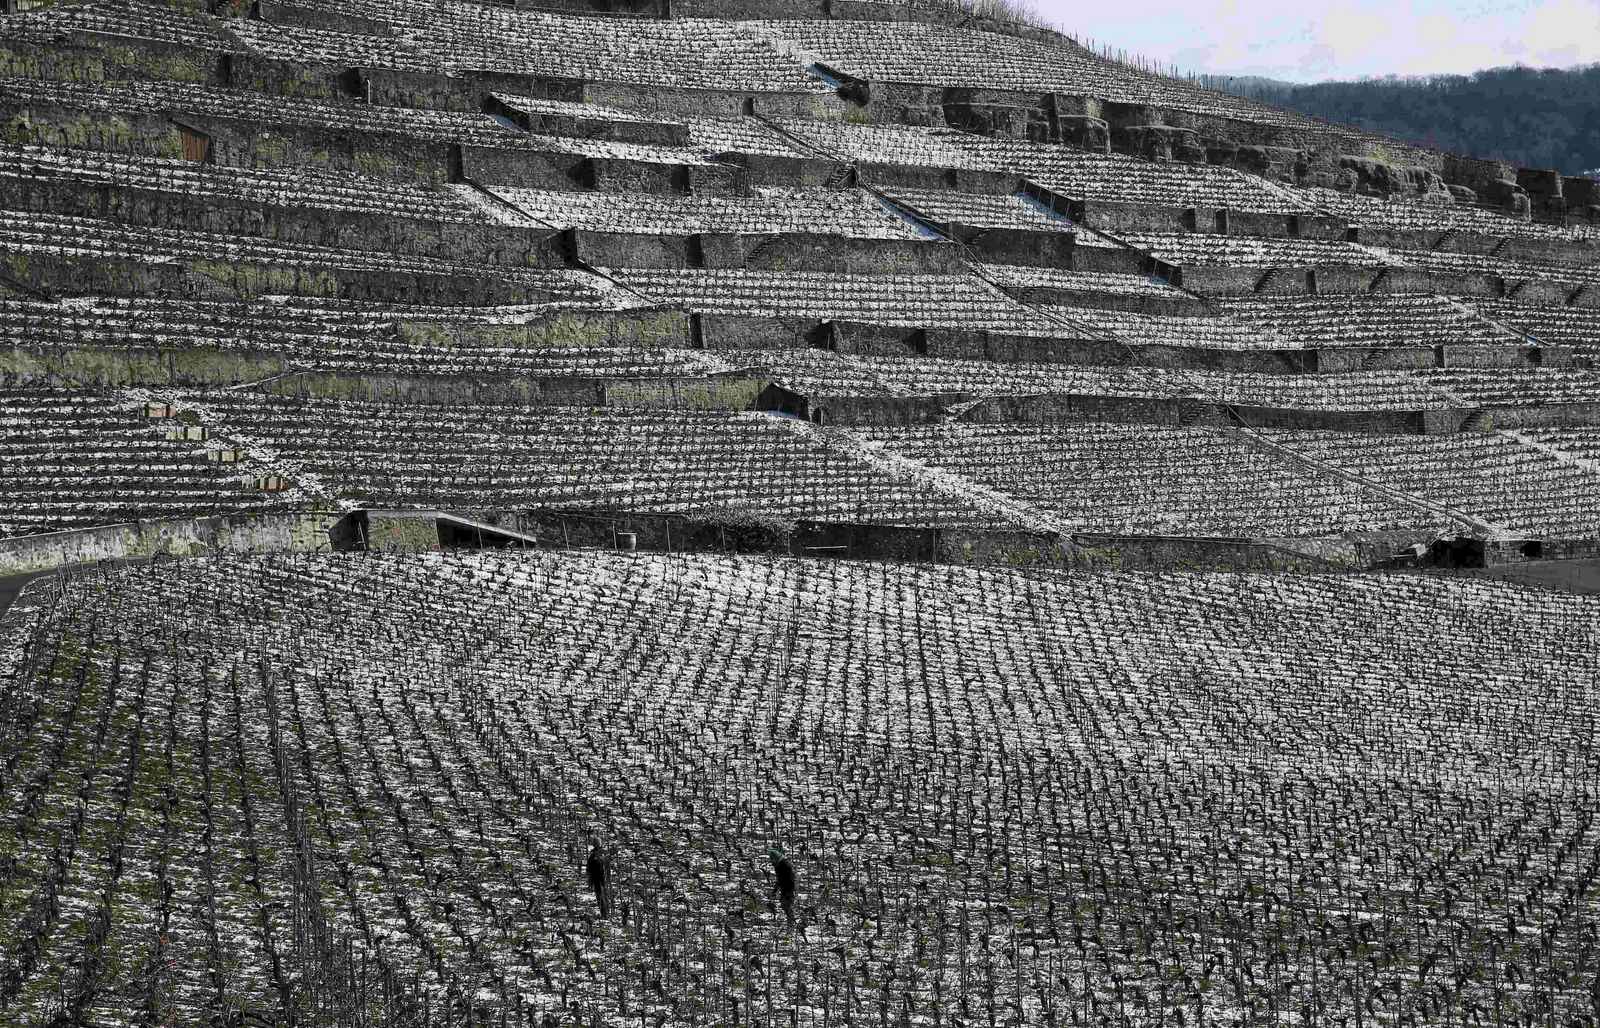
[{"xmin": 1204, "ymin": 64, "xmax": 1600, "ymax": 177}]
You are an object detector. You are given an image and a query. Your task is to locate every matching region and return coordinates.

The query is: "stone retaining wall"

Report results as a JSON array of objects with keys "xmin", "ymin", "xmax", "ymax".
[
  {"xmin": 1, "ymin": 345, "xmax": 290, "ymax": 389},
  {"xmin": 2, "ymin": 249, "xmax": 541, "ymax": 306},
  {"xmin": 0, "ymin": 509, "xmax": 1531, "ymax": 578},
  {"xmin": 0, "ymin": 513, "xmax": 339, "ymax": 577},
  {"xmin": 256, "ymin": 370, "xmax": 768, "ymax": 409},
  {"xmin": 4, "ymin": 176, "xmax": 560, "ymax": 267}
]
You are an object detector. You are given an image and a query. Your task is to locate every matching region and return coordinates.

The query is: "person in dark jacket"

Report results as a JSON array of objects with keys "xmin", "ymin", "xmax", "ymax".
[
  {"xmin": 586, "ymin": 837, "xmax": 612, "ymax": 919},
  {"xmin": 769, "ymin": 846, "xmax": 796, "ymax": 925}
]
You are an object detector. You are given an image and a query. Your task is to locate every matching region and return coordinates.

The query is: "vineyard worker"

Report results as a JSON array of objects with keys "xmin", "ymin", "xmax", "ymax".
[
  {"xmin": 769, "ymin": 846, "xmax": 797, "ymax": 925},
  {"xmin": 586, "ymin": 837, "xmax": 612, "ymax": 919}
]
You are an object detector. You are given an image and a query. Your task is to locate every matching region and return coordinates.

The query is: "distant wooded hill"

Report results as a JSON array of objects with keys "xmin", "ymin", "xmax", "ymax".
[{"xmin": 1201, "ymin": 64, "xmax": 1600, "ymax": 177}]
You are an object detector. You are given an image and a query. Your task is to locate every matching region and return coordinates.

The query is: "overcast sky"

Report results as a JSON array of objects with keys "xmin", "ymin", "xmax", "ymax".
[{"xmin": 1039, "ymin": 0, "xmax": 1600, "ymax": 82}]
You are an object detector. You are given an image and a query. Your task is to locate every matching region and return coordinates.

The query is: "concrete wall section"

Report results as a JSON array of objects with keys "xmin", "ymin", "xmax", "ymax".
[
  {"xmin": 758, "ymin": 385, "xmax": 960, "ymax": 426},
  {"xmin": 697, "ymin": 313, "xmax": 825, "ymax": 350},
  {"xmin": 1436, "ymin": 344, "xmax": 1552, "ymax": 369},
  {"xmin": 1509, "ymin": 278, "xmax": 1582, "ymax": 307},
  {"xmin": 570, "ymin": 229, "xmax": 698, "ymax": 269},
  {"xmin": 603, "ymin": 375, "xmax": 768, "ymax": 410},
  {"xmin": 722, "ymin": 152, "xmax": 843, "ymax": 187},
  {"xmin": 744, "ymin": 234, "xmax": 964, "ymax": 274},
  {"xmin": 1424, "ymin": 271, "xmax": 1506, "ymax": 298},
  {"xmin": 589, "ymin": 156, "xmax": 745, "ymax": 196},
  {"xmin": 1075, "ymin": 201, "xmax": 1193, "ymax": 234},
  {"xmin": 1131, "ymin": 344, "xmax": 1323, "ymax": 374},
  {"xmin": 350, "ymin": 67, "xmax": 468, "ymax": 109},
  {"xmin": 1071, "ymin": 246, "xmax": 1148, "ymax": 274},
  {"xmin": 459, "ymin": 145, "xmax": 586, "ymax": 189},
  {"xmin": 920, "ymin": 328, "xmax": 1124, "ymax": 365},
  {"xmin": 952, "ymin": 226, "xmax": 1074, "ymax": 268},
  {"xmin": 487, "ymin": 94, "xmax": 688, "ymax": 146},
  {"xmin": 1173, "ymin": 265, "xmax": 1277, "ymax": 296},
  {"xmin": 858, "ymin": 161, "xmax": 1017, "ymax": 195},
  {"xmin": 1229, "ymin": 405, "xmax": 1441, "ymax": 435},
  {"xmin": 827, "ymin": 321, "xmax": 926, "ymax": 356}
]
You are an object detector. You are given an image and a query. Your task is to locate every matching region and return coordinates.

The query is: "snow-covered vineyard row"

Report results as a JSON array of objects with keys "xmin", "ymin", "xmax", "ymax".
[
  {"xmin": 1477, "ymin": 304, "xmax": 1600, "ymax": 359},
  {"xmin": 0, "ymin": 392, "xmax": 1012, "ymax": 536},
  {"xmin": 924, "ymin": 134, "xmax": 1309, "ymax": 214},
  {"xmin": 9, "ymin": 389, "xmax": 1600, "ymax": 541},
  {"xmin": 1392, "ymin": 249, "xmax": 1600, "ymax": 288},
  {"xmin": 0, "ymin": 210, "xmax": 575, "ymax": 291},
  {"xmin": 1213, "ymin": 294, "xmax": 1517, "ymax": 350},
  {"xmin": 0, "ymin": 76, "xmax": 537, "ymax": 151},
  {"xmin": 747, "ymin": 357, "xmax": 1461, "ymax": 408},
  {"xmin": 1, "ymin": 551, "xmax": 1598, "ymax": 1026},
  {"xmin": 1300, "ymin": 188, "xmax": 1599, "ymax": 246},
  {"xmin": 601, "ymin": 268, "xmax": 1051, "ymax": 332},
  {"xmin": 0, "ymin": 390, "xmax": 292, "ymax": 535},
  {"xmin": 6, "ymin": 257, "xmax": 1598, "ymax": 374},
  {"xmin": 859, "ymin": 422, "xmax": 1453, "ymax": 538},
  {"xmin": 0, "ymin": 0, "xmax": 825, "ymax": 93},
  {"xmin": 862, "ymin": 420, "xmax": 1600, "ymax": 538},
  {"xmin": 1255, "ymin": 431, "xmax": 1600, "ymax": 539},
  {"xmin": 0, "ymin": 146, "xmax": 487, "ymax": 225},
  {"xmin": 485, "ymin": 186, "xmax": 928, "ymax": 240}
]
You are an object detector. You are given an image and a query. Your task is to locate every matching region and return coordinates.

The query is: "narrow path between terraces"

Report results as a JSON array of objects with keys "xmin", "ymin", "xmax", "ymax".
[{"xmin": 0, "ymin": 571, "xmax": 35, "ymax": 620}]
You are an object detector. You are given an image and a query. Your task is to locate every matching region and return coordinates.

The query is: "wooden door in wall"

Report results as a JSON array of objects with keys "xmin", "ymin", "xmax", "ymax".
[{"xmin": 179, "ymin": 125, "xmax": 213, "ymax": 164}]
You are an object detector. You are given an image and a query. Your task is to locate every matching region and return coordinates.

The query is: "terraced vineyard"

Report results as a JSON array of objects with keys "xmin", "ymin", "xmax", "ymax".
[{"xmin": 2, "ymin": 0, "xmax": 1600, "ymax": 1023}]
